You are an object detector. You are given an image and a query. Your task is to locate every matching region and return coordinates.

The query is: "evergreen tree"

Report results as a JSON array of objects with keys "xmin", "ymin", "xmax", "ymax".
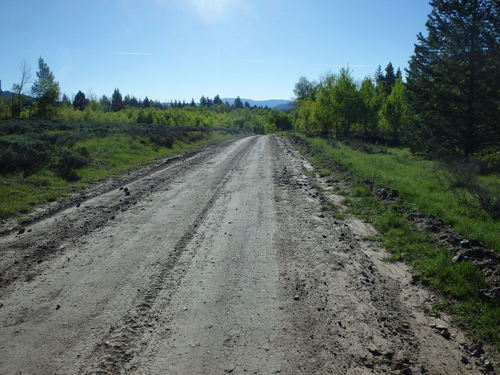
[
  {"xmin": 99, "ymin": 95, "xmax": 112, "ymax": 112},
  {"xmin": 234, "ymin": 96, "xmax": 244, "ymax": 109},
  {"xmin": 395, "ymin": 67, "xmax": 402, "ymax": 81},
  {"xmin": 143, "ymin": 97, "xmax": 150, "ymax": 108},
  {"xmin": 123, "ymin": 94, "xmax": 132, "ymax": 108},
  {"xmin": 61, "ymin": 94, "xmax": 71, "ymax": 105},
  {"xmin": 111, "ymin": 89, "xmax": 124, "ymax": 112},
  {"xmin": 73, "ymin": 90, "xmax": 88, "ymax": 111},
  {"xmin": 374, "ymin": 65, "xmax": 384, "ymax": 87},
  {"xmin": 213, "ymin": 95, "xmax": 223, "ymax": 106},
  {"xmin": 31, "ymin": 57, "xmax": 60, "ymax": 119},
  {"xmin": 199, "ymin": 96, "xmax": 207, "ymax": 107},
  {"xmin": 31, "ymin": 57, "xmax": 56, "ymax": 99},
  {"xmin": 406, "ymin": 0, "xmax": 500, "ymax": 156},
  {"xmin": 383, "ymin": 62, "xmax": 396, "ymax": 95},
  {"xmin": 129, "ymin": 96, "xmax": 139, "ymax": 107},
  {"xmin": 190, "ymin": 98, "xmax": 196, "ymax": 107}
]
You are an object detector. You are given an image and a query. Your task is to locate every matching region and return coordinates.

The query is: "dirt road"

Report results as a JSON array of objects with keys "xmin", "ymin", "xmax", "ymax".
[{"xmin": 0, "ymin": 135, "xmax": 490, "ymax": 374}]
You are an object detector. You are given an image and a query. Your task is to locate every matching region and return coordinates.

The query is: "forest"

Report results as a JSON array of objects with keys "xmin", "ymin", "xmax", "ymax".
[{"xmin": 293, "ymin": 0, "xmax": 498, "ymax": 161}]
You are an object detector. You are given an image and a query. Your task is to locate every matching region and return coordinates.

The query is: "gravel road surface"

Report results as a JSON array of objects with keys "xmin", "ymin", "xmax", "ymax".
[{"xmin": 0, "ymin": 135, "xmax": 489, "ymax": 374}]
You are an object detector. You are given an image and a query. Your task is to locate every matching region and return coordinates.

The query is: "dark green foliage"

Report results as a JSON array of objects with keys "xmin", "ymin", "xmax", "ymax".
[
  {"xmin": 233, "ymin": 96, "xmax": 244, "ymax": 109},
  {"xmin": 73, "ymin": 91, "xmax": 88, "ymax": 111},
  {"xmin": 374, "ymin": 65, "xmax": 384, "ymax": 87},
  {"xmin": 0, "ymin": 136, "xmax": 51, "ymax": 173},
  {"xmin": 273, "ymin": 111, "xmax": 293, "ymax": 130},
  {"xmin": 383, "ymin": 62, "xmax": 396, "ymax": 95},
  {"xmin": 213, "ymin": 95, "xmax": 223, "ymax": 106},
  {"xmin": 111, "ymin": 89, "xmax": 124, "ymax": 112},
  {"xmin": 293, "ymin": 76, "xmax": 316, "ymax": 101},
  {"xmin": 99, "ymin": 95, "xmax": 112, "ymax": 112},
  {"xmin": 442, "ymin": 159, "xmax": 500, "ymax": 219},
  {"xmin": 61, "ymin": 94, "xmax": 71, "ymax": 105},
  {"xmin": 473, "ymin": 148, "xmax": 500, "ymax": 174},
  {"xmin": 406, "ymin": 0, "xmax": 500, "ymax": 157},
  {"xmin": 37, "ymin": 84, "xmax": 61, "ymax": 119},
  {"xmin": 54, "ymin": 147, "xmax": 91, "ymax": 181}
]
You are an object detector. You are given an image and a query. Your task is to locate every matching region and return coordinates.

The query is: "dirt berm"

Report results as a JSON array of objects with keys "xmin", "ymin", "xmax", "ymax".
[{"xmin": 0, "ymin": 135, "xmax": 494, "ymax": 374}]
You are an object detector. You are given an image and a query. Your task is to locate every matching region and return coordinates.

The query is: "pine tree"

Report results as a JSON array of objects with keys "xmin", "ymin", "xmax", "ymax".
[
  {"xmin": 395, "ymin": 68, "xmax": 402, "ymax": 81},
  {"xmin": 234, "ymin": 96, "xmax": 244, "ymax": 109},
  {"xmin": 100, "ymin": 95, "xmax": 112, "ymax": 112},
  {"xmin": 407, "ymin": 0, "xmax": 500, "ymax": 156},
  {"xmin": 383, "ymin": 62, "xmax": 396, "ymax": 95},
  {"xmin": 374, "ymin": 65, "xmax": 384, "ymax": 87},
  {"xmin": 31, "ymin": 57, "xmax": 60, "ymax": 119},
  {"xmin": 143, "ymin": 97, "xmax": 150, "ymax": 108},
  {"xmin": 31, "ymin": 57, "xmax": 56, "ymax": 99},
  {"xmin": 61, "ymin": 94, "xmax": 71, "ymax": 106},
  {"xmin": 111, "ymin": 89, "xmax": 124, "ymax": 112},
  {"xmin": 73, "ymin": 90, "xmax": 88, "ymax": 111},
  {"xmin": 213, "ymin": 95, "xmax": 223, "ymax": 106}
]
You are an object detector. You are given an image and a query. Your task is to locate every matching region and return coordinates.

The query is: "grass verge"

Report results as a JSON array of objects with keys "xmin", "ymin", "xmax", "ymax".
[
  {"xmin": 0, "ymin": 130, "xmax": 241, "ymax": 220},
  {"xmin": 295, "ymin": 134, "xmax": 499, "ymax": 348}
]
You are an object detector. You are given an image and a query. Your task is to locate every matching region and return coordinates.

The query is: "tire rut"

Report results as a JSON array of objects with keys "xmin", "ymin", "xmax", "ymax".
[
  {"xmin": 82, "ymin": 136, "xmax": 259, "ymax": 375},
  {"xmin": 0, "ymin": 138, "xmax": 244, "ymax": 295}
]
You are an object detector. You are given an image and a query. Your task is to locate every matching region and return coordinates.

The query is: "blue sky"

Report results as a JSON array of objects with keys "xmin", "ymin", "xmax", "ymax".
[{"xmin": 0, "ymin": 0, "xmax": 431, "ymax": 102}]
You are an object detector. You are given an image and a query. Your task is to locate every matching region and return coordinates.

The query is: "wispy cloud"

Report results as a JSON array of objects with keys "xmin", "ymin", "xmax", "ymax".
[{"xmin": 114, "ymin": 51, "xmax": 153, "ymax": 56}]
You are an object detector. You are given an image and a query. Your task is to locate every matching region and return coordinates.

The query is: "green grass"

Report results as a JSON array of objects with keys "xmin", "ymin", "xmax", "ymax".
[
  {"xmin": 0, "ymin": 131, "xmax": 239, "ymax": 220},
  {"xmin": 296, "ymin": 134, "xmax": 499, "ymax": 347},
  {"xmin": 298, "ymin": 135, "xmax": 500, "ymax": 251}
]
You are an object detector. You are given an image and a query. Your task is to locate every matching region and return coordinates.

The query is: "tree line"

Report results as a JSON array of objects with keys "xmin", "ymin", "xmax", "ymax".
[
  {"xmin": 293, "ymin": 62, "xmax": 407, "ymax": 145},
  {"xmin": 0, "ymin": 58, "xmax": 292, "ymax": 134},
  {"xmin": 292, "ymin": 0, "xmax": 499, "ymax": 159}
]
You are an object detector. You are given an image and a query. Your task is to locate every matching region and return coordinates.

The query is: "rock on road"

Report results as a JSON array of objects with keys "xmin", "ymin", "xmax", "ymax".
[{"xmin": 0, "ymin": 135, "xmax": 487, "ymax": 374}]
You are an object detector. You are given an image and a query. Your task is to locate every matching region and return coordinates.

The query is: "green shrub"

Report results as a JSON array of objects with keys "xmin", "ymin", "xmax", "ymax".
[
  {"xmin": 473, "ymin": 148, "xmax": 500, "ymax": 174},
  {"xmin": 0, "ymin": 136, "xmax": 52, "ymax": 173},
  {"xmin": 54, "ymin": 147, "xmax": 91, "ymax": 181}
]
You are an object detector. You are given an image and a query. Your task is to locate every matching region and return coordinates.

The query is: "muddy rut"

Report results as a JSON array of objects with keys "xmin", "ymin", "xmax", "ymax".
[{"xmin": 0, "ymin": 135, "xmax": 492, "ymax": 374}]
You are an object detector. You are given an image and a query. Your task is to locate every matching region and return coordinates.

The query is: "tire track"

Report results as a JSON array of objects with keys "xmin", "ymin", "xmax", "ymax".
[
  {"xmin": 82, "ymin": 136, "xmax": 259, "ymax": 375},
  {"xmin": 0, "ymin": 138, "xmax": 243, "ymax": 295}
]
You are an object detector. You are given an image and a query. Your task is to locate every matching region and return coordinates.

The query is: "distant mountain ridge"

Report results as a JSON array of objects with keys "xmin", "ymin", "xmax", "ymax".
[{"xmin": 222, "ymin": 98, "xmax": 293, "ymax": 110}]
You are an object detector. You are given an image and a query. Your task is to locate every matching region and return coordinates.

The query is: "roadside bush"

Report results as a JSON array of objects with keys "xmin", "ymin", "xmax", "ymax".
[
  {"xmin": 0, "ymin": 136, "xmax": 51, "ymax": 173},
  {"xmin": 442, "ymin": 160, "xmax": 500, "ymax": 220},
  {"xmin": 54, "ymin": 147, "xmax": 91, "ymax": 181}
]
